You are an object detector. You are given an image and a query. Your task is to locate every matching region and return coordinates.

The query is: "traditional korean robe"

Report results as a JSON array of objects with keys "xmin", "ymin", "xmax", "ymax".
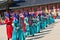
[
  {"xmin": 36, "ymin": 16, "xmax": 40, "ymax": 33},
  {"xmin": 36, "ymin": 11, "xmax": 41, "ymax": 32},
  {"xmin": 32, "ymin": 17, "xmax": 37, "ymax": 33},
  {"xmin": 46, "ymin": 15, "xmax": 50, "ymax": 25},
  {"xmin": 48, "ymin": 12, "xmax": 55, "ymax": 24},
  {"xmin": 23, "ymin": 12, "xmax": 30, "ymax": 36},
  {"xmin": 24, "ymin": 16, "xmax": 30, "ymax": 36},
  {"xmin": 41, "ymin": 12, "xmax": 47, "ymax": 29},
  {"xmin": 38, "ymin": 14, "xmax": 42, "ymax": 29},
  {"xmin": 4, "ymin": 17, "xmax": 13, "ymax": 39},
  {"xmin": 19, "ymin": 14, "xmax": 26, "ymax": 36},
  {"xmin": 12, "ymin": 15, "xmax": 25, "ymax": 40},
  {"xmin": 28, "ymin": 14, "xmax": 34, "ymax": 36},
  {"xmin": 50, "ymin": 14, "xmax": 55, "ymax": 24},
  {"xmin": 22, "ymin": 22, "xmax": 26, "ymax": 37}
]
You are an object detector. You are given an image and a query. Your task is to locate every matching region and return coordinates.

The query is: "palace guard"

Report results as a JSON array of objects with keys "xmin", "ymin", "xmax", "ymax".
[
  {"xmin": 36, "ymin": 8, "xmax": 41, "ymax": 33},
  {"xmin": 41, "ymin": 10, "xmax": 47, "ymax": 29},
  {"xmin": 4, "ymin": 13, "xmax": 13, "ymax": 40},
  {"xmin": 24, "ymin": 11, "xmax": 30, "ymax": 36},
  {"xmin": 12, "ymin": 13, "xmax": 25, "ymax": 40},
  {"xmin": 28, "ymin": 8, "xmax": 35, "ymax": 36}
]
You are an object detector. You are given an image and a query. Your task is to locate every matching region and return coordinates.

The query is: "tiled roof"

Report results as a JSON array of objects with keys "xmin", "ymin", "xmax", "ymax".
[
  {"xmin": 0, "ymin": 0, "xmax": 60, "ymax": 10},
  {"xmin": 10, "ymin": 0, "xmax": 60, "ymax": 9}
]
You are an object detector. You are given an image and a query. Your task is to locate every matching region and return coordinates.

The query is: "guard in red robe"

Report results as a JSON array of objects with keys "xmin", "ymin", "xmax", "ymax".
[{"xmin": 4, "ymin": 14, "xmax": 13, "ymax": 40}]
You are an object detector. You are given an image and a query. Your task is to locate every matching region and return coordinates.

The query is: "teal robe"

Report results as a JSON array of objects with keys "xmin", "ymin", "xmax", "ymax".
[
  {"xmin": 41, "ymin": 16, "xmax": 46, "ymax": 29},
  {"xmin": 12, "ymin": 19, "xmax": 25, "ymax": 40},
  {"xmin": 36, "ymin": 16, "xmax": 40, "ymax": 33},
  {"xmin": 49, "ymin": 15, "xmax": 55, "ymax": 24},
  {"xmin": 47, "ymin": 15, "xmax": 50, "ymax": 25},
  {"xmin": 24, "ymin": 17, "xmax": 30, "ymax": 36},
  {"xmin": 32, "ymin": 17, "xmax": 37, "ymax": 33},
  {"xmin": 29, "ymin": 19, "xmax": 35, "ymax": 36}
]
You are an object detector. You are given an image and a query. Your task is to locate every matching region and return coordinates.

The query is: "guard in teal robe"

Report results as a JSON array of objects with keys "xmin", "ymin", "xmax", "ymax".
[
  {"xmin": 48, "ymin": 13, "xmax": 52, "ymax": 25},
  {"xmin": 36, "ymin": 16, "xmax": 40, "ymax": 33},
  {"xmin": 49, "ymin": 13, "xmax": 55, "ymax": 24},
  {"xmin": 24, "ymin": 15, "xmax": 30, "ymax": 36},
  {"xmin": 38, "ymin": 13, "xmax": 46, "ymax": 29},
  {"xmin": 47, "ymin": 15, "xmax": 50, "ymax": 25},
  {"xmin": 44, "ymin": 17, "xmax": 47, "ymax": 27},
  {"xmin": 32, "ymin": 13, "xmax": 41, "ymax": 33},
  {"xmin": 45, "ymin": 14, "xmax": 49, "ymax": 27},
  {"xmin": 32, "ymin": 16, "xmax": 37, "ymax": 33},
  {"xmin": 28, "ymin": 14, "xmax": 34, "ymax": 36},
  {"xmin": 41, "ymin": 12, "xmax": 47, "ymax": 29},
  {"xmin": 12, "ymin": 14, "xmax": 25, "ymax": 40},
  {"xmin": 41, "ymin": 16, "xmax": 46, "ymax": 29},
  {"xmin": 38, "ymin": 13, "xmax": 42, "ymax": 29},
  {"xmin": 51, "ymin": 14, "xmax": 55, "ymax": 23}
]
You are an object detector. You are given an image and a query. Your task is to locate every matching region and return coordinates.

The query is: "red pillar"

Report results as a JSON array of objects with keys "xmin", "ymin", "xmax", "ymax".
[{"xmin": 47, "ymin": 5, "xmax": 50, "ymax": 13}]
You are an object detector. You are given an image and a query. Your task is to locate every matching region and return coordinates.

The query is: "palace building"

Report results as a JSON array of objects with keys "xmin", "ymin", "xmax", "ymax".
[
  {"xmin": 0, "ymin": 0, "xmax": 60, "ymax": 18},
  {"xmin": 10, "ymin": 0, "xmax": 60, "ymax": 11}
]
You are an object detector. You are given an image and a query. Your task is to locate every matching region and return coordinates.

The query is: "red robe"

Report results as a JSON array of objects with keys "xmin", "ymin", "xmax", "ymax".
[
  {"xmin": 4, "ymin": 18, "xmax": 13, "ymax": 39},
  {"xmin": 22, "ymin": 23, "xmax": 26, "ymax": 32}
]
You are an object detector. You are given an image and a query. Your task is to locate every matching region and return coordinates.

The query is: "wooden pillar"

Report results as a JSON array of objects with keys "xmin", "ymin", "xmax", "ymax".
[
  {"xmin": 47, "ymin": 5, "xmax": 51, "ymax": 12},
  {"xmin": 57, "ymin": 4, "xmax": 60, "ymax": 11},
  {"xmin": 39, "ymin": 6, "xmax": 42, "ymax": 13}
]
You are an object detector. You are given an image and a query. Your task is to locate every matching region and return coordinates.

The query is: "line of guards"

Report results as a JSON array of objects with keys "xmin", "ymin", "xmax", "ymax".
[{"xmin": 4, "ymin": 9, "xmax": 55, "ymax": 40}]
